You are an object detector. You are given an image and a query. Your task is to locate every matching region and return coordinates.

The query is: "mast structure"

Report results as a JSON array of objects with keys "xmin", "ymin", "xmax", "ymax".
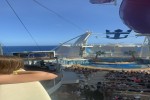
[
  {"xmin": 0, "ymin": 43, "xmax": 3, "ymax": 55},
  {"xmin": 140, "ymin": 36, "xmax": 150, "ymax": 59}
]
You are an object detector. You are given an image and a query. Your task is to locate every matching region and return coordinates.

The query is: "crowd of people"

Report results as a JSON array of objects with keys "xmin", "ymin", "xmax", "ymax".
[
  {"xmin": 105, "ymin": 70, "xmax": 150, "ymax": 91},
  {"xmin": 104, "ymin": 70, "xmax": 150, "ymax": 99},
  {"xmin": 64, "ymin": 66, "xmax": 113, "ymax": 100},
  {"xmin": 63, "ymin": 65, "xmax": 150, "ymax": 100}
]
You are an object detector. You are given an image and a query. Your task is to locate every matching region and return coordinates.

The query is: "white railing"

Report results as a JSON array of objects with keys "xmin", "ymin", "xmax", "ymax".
[{"xmin": 41, "ymin": 74, "xmax": 63, "ymax": 95}]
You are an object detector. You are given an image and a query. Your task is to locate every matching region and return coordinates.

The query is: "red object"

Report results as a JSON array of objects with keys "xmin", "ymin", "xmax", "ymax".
[{"xmin": 119, "ymin": 0, "xmax": 150, "ymax": 34}]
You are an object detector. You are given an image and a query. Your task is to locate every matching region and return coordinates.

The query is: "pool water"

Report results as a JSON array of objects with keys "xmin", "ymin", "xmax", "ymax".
[
  {"xmin": 60, "ymin": 59, "xmax": 147, "ymax": 69},
  {"xmin": 83, "ymin": 63, "xmax": 145, "ymax": 69}
]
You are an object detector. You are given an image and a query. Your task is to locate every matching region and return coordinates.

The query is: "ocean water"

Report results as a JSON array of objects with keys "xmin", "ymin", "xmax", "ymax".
[{"xmin": 2, "ymin": 46, "xmax": 57, "ymax": 55}]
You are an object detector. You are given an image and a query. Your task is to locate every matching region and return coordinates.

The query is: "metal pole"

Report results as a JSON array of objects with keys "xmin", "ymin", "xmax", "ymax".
[{"xmin": 53, "ymin": 79, "xmax": 56, "ymax": 86}]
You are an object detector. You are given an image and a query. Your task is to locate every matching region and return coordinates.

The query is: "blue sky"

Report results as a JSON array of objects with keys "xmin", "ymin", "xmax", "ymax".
[{"xmin": 0, "ymin": 0, "xmax": 145, "ymax": 46}]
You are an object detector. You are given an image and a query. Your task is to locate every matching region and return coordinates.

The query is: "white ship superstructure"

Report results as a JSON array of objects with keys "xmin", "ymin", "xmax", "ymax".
[{"xmin": 55, "ymin": 32, "xmax": 143, "ymax": 58}]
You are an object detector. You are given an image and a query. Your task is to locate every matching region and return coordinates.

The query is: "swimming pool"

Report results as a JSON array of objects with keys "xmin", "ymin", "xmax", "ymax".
[
  {"xmin": 59, "ymin": 59, "xmax": 147, "ymax": 69},
  {"xmin": 82, "ymin": 63, "xmax": 146, "ymax": 69}
]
